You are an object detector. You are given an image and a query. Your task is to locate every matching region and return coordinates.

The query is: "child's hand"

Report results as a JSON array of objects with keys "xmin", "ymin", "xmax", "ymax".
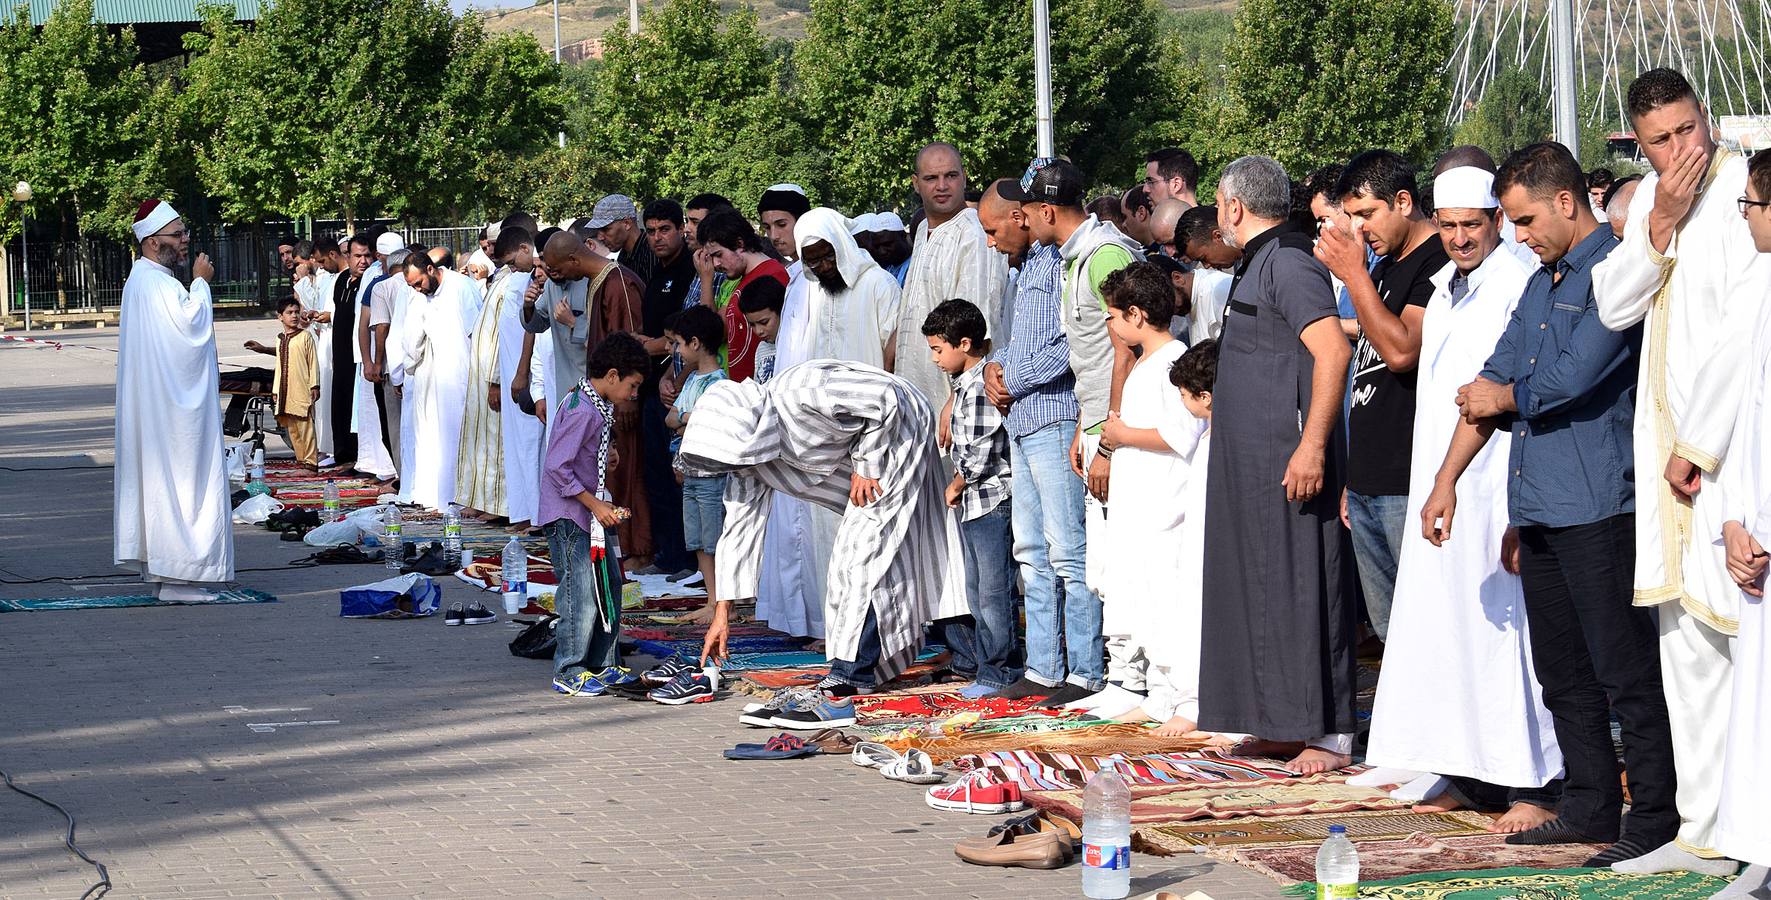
[
  {"xmin": 944, "ymin": 479, "xmax": 964, "ymax": 508},
  {"xmin": 1101, "ymin": 410, "xmax": 1128, "ymax": 447},
  {"xmin": 310, "ymin": 387, "xmax": 320, "ymax": 401},
  {"xmin": 588, "ymin": 498, "xmax": 625, "ymax": 528}
]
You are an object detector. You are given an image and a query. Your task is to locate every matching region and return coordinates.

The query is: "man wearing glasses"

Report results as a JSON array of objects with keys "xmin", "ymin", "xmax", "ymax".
[
  {"xmin": 1144, "ymin": 147, "xmax": 1200, "ymax": 208},
  {"xmin": 115, "ymin": 200, "xmax": 235, "ymax": 602},
  {"xmin": 1592, "ymin": 67, "xmax": 1771, "ymax": 876}
]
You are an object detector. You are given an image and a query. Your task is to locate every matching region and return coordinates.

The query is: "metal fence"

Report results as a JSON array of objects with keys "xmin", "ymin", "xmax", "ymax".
[{"xmin": 3, "ymin": 223, "xmax": 485, "ymax": 325}]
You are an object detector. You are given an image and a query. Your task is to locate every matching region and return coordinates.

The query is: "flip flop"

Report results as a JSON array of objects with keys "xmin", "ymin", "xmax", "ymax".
[
  {"xmin": 723, "ymin": 733, "xmax": 820, "ymax": 760},
  {"xmin": 851, "ymin": 741, "xmax": 902, "ymax": 769},
  {"xmin": 882, "ymin": 749, "xmax": 945, "ymax": 784}
]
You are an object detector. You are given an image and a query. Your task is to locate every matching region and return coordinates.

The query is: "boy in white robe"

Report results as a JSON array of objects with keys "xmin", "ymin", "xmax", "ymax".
[{"xmin": 114, "ymin": 200, "xmax": 234, "ymax": 598}]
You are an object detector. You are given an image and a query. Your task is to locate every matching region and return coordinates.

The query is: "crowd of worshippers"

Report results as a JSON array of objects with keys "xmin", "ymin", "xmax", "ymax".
[{"xmin": 114, "ymin": 65, "xmax": 1771, "ymax": 896}]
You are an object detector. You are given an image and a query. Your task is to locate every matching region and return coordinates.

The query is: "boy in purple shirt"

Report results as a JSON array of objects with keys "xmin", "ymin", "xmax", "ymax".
[{"xmin": 542, "ymin": 332, "xmax": 649, "ymax": 697}]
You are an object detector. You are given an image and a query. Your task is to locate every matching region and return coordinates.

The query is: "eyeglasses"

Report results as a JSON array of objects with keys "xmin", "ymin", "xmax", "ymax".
[
  {"xmin": 153, "ymin": 228, "xmax": 189, "ymax": 240},
  {"xmin": 1738, "ymin": 196, "xmax": 1771, "ymax": 215}
]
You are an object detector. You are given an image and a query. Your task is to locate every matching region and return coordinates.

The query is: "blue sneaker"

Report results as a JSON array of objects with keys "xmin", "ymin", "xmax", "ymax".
[
  {"xmin": 553, "ymin": 670, "xmax": 605, "ymax": 697},
  {"xmin": 640, "ymin": 657, "xmax": 698, "ymax": 688},
  {"xmin": 957, "ymin": 681, "xmax": 998, "ymax": 700},
  {"xmin": 770, "ymin": 693, "xmax": 857, "ymax": 729},
  {"xmin": 594, "ymin": 666, "xmax": 639, "ymax": 689}
]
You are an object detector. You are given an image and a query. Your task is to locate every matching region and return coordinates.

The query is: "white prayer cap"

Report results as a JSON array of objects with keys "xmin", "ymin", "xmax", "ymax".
[
  {"xmin": 871, "ymin": 211, "xmax": 907, "ymax": 233},
  {"xmin": 484, "ymin": 220, "xmax": 502, "ymax": 242},
  {"xmin": 375, "ymin": 232, "xmax": 406, "ymax": 255},
  {"xmin": 848, "ymin": 212, "xmax": 878, "ymax": 236},
  {"xmin": 1433, "ymin": 166, "xmax": 1498, "ymax": 211},
  {"xmin": 766, "ymin": 183, "xmax": 807, "ymax": 196},
  {"xmin": 131, "ymin": 199, "xmax": 180, "ymax": 242}
]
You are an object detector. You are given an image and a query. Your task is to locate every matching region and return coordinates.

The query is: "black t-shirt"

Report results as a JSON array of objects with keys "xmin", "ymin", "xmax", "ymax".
[
  {"xmin": 1346, "ymin": 235, "xmax": 1448, "ymax": 496},
  {"xmin": 640, "ymin": 248, "xmax": 695, "ymax": 396}
]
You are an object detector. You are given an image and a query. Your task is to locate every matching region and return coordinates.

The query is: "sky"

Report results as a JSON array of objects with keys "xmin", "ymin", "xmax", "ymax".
[{"xmin": 452, "ymin": 0, "xmax": 519, "ymax": 12}]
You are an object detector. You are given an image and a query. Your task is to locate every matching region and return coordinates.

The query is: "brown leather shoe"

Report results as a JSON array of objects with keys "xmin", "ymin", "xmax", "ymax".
[{"xmin": 954, "ymin": 829, "xmax": 1072, "ymax": 868}]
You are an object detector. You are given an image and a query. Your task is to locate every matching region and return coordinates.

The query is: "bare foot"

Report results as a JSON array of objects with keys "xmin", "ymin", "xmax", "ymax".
[
  {"xmin": 506, "ymin": 520, "xmax": 531, "ymax": 534},
  {"xmin": 1114, "ymin": 707, "xmax": 1157, "ymax": 724},
  {"xmin": 679, "ymin": 604, "xmax": 718, "ymax": 625},
  {"xmin": 1152, "ymin": 715, "xmax": 1198, "ymax": 737},
  {"xmin": 806, "ymin": 639, "xmax": 826, "ymax": 653},
  {"xmin": 1413, "ymin": 792, "xmax": 1463, "ymax": 814},
  {"xmin": 1231, "ymin": 738, "xmax": 1307, "ymax": 759},
  {"xmin": 1286, "ymin": 747, "xmax": 1353, "ymax": 775},
  {"xmin": 1489, "ymin": 802, "xmax": 1557, "ymax": 833}
]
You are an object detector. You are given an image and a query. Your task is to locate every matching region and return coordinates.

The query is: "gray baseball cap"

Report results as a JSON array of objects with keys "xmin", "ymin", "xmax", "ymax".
[{"xmin": 586, "ymin": 194, "xmax": 639, "ymax": 230}]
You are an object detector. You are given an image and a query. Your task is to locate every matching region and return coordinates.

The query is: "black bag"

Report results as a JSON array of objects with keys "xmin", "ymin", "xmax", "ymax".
[{"xmin": 509, "ymin": 614, "xmax": 559, "ymax": 659}]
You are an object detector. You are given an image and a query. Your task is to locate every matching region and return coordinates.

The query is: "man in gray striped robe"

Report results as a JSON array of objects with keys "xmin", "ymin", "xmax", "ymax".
[{"xmin": 679, "ymin": 360, "xmax": 969, "ymax": 690}]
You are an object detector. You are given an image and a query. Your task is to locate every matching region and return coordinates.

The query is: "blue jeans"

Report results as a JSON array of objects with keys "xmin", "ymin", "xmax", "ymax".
[
  {"xmin": 958, "ymin": 502, "xmax": 1021, "ymax": 689},
  {"xmin": 826, "ymin": 607, "xmax": 883, "ymax": 689},
  {"xmin": 1345, "ymin": 489, "xmax": 1407, "ymax": 642},
  {"xmin": 641, "ymin": 396, "xmax": 691, "ymax": 571},
  {"xmin": 547, "ymin": 519, "xmax": 622, "ymax": 678},
  {"xmin": 1010, "ymin": 420, "xmax": 1104, "ymax": 690},
  {"xmin": 680, "ymin": 475, "xmax": 727, "ymax": 553}
]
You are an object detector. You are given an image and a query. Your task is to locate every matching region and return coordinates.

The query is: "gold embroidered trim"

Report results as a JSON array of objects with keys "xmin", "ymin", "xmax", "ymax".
[
  {"xmin": 1632, "ymin": 584, "xmax": 1740, "ymax": 635},
  {"xmin": 1672, "ymin": 439, "xmax": 1721, "ymax": 475},
  {"xmin": 1674, "ymin": 836, "xmax": 1726, "ymax": 859}
]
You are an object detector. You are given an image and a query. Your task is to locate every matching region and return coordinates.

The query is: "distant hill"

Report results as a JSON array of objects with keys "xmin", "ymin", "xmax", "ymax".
[{"xmin": 479, "ymin": 0, "xmax": 1235, "ymax": 49}]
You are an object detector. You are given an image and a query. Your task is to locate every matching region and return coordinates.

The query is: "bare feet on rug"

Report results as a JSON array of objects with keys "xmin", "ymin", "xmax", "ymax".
[
  {"xmin": 806, "ymin": 639, "xmax": 826, "ymax": 653},
  {"xmin": 1231, "ymin": 738, "xmax": 1306, "ymax": 759},
  {"xmin": 1114, "ymin": 707, "xmax": 1157, "ymax": 725},
  {"xmin": 1286, "ymin": 747, "xmax": 1353, "ymax": 775},
  {"xmin": 1412, "ymin": 792, "xmax": 1463, "ymax": 814},
  {"xmin": 506, "ymin": 520, "xmax": 532, "ymax": 534},
  {"xmin": 1151, "ymin": 715, "xmax": 1198, "ymax": 737},
  {"xmin": 679, "ymin": 604, "xmax": 718, "ymax": 625},
  {"xmin": 1489, "ymin": 802, "xmax": 1556, "ymax": 834}
]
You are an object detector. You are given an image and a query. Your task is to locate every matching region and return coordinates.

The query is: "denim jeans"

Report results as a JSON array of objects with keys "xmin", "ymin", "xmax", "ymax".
[
  {"xmin": 1516, "ymin": 514, "xmax": 1677, "ymax": 844},
  {"xmin": 1009, "ymin": 420, "xmax": 1104, "ymax": 690},
  {"xmin": 826, "ymin": 607, "xmax": 883, "ymax": 689},
  {"xmin": 641, "ymin": 395, "xmax": 690, "ymax": 571},
  {"xmin": 956, "ymin": 502, "xmax": 1021, "ymax": 689},
  {"xmin": 547, "ymin": 519, "xmax": 622, "ymax": 679},
  {"xmin": 1345, "ymin": 489, "xmax": 1407, "ymax": 641}
]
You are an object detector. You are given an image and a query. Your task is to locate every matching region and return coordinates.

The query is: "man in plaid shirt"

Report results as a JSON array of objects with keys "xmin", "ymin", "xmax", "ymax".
[{"xmin": 922, "ymin": 299, "xmax": 1018, "ymax": 699}]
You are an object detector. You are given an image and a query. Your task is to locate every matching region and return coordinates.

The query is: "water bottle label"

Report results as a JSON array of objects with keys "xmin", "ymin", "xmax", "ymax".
[
  {"xmin": 1317, "ymin": 883, "xmax": 1357, "ymax": 900},
  {"xmin": 1082, "ymin": 843, "xmax": 1128, "ymax": 870},
  {"xmin": 386, "ymin": 524, "xmax": 402, "ymax": 538},
  {"xmin": 445, "ymin": 524, "xmax": 461, "ymax": 537}
]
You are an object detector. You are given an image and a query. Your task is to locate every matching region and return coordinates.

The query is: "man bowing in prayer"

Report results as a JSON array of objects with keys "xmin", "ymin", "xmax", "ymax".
[
  {"xmin": 115, "ymin": 200, "xmax": 235, "ymax": 600},
  {"xmin": 398, "ymin": 247, "xmax": 479, "ymax": 512}
]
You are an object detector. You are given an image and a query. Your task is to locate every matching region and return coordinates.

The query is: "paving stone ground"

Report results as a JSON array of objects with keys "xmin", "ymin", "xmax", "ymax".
[{"xmin": 0, "ymin": 322, "xmax": 1287, "ymax": 899}]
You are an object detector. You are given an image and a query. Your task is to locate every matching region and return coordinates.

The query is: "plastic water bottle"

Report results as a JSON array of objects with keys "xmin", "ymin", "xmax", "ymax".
[
  {"xmin": 247, "ymin": 446, "xmax": 268, "ymax": 495},
  {"xmin": 1081, "ymin": 770, "xmax": 1131, "ymax": 899},
  {"xmin": 500, "ymin": 536, "xmax": 526, "ymax": 615},
  {"xmin": 322, "ymin": 479, "xmax": 341, "ymax": 523},
  {"xmin": 442, "ymin": 504, "xmax": 463, "ymax": 568},
  {"xmin": 1314, "ymin": 824, "xmax": 1360, "ymax": 899},
  {"xmin": 383, "ymin": 504, "xmax": 404, "ymax": 571}
]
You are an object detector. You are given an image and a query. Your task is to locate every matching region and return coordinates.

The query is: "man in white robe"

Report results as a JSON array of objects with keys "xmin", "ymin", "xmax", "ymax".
[
  {"xmin": 489, "ymin": 230, "xmax": 545, "ymax": 528},
  {"xmin": 299, "ymin": 238, "xmax": 343, "ymax": 462},
  {"xmin": 352, "ymin": 234, "xmax": 399, "ymax": 482},
  {"xmin": 114, "ymin": 200, "xmax": 234, "ymax": 598},
  {"xmin": 1714, "ymin": 145, "xmax": 1771, "ymax": 899},
  {"xmin": 396, "ymin": 248, "xmax": 478, "ymax": 512},
  {"xmin": 1366, "ymin": 166, "xmax": 1562, "ymax": 832},
  {"xmin": 685, "ymin": 361, "xmax": 968, "ymax": 690},
  {"xmin": 457, "ymin": 250, "xmax": 511, "ymax": 519},
  {"xmin": 892, "ymin": 142, "xmax": 1011, "ymax": 408},
  {"xmin": 1592, "ymin": 69, "xmax": 1771, "ymax": 877}
]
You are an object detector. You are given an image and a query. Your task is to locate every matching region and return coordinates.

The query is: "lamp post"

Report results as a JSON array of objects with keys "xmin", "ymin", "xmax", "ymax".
[
  {"xmin": 12, "ymin": 181, "xmax": 30, "ymax": 332},
  {"xmin": 553, "ymin": 0, "xmax": 565, "ymax": 148}
]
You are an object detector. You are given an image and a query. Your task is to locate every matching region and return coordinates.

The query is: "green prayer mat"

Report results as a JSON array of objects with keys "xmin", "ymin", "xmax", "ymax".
[
  {"xmin": 1281, "ymin": 866, "xmax": 1733, "ymax": 900},
  {"xmin": 0, "ymin": 589, "xmax": 277, "ymax": 612}
]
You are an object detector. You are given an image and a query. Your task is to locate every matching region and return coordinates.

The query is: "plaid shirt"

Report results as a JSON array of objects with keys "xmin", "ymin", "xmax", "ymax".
[
  {"xmin": 991, "ymin": 243, "xmax": 1078, "ymax": 438},
  {"xmin": 950, "ymin": 363, "xmax": 1012, "ymax": 522}
]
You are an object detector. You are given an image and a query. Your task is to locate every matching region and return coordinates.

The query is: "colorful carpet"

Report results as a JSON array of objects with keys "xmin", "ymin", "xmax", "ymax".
[
  {"xmin": 881, "ymin": 721, "xmax": 1218, "ymax": 764},
  {"xmin": 1278, "ymin": 866, "xmax": 1733, "ymax": 899},
  {"xmin": 852, "ymin": 691, "xmax": 1082, "ymax": 725},
  {"xmin": 1235, "ymin": 832, "xmax": 1606, "ymax": 884},
  {"xmin": 1024, "ymin": 771, "xmax": 1406, "ymax": 826},
  {"xmin": 1133, "ymin": 809, "xmax": 1497, "ymax": 856},
  {"xmin": 0, "ymin": 588, "xmax": 277, "ymax": 613},
  {"xmin": 950, "ymin": 748, "xmax": 1295, "ymax": 792}
]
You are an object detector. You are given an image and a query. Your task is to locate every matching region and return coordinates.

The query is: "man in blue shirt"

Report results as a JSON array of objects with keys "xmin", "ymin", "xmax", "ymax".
[
  {"xmin": 1421, "ymin": 142, "xmax": 1677, "ymax": 866},
  {"xmin": 975, "ymin": 179, "xmax": 1105, "ymax": 703}
]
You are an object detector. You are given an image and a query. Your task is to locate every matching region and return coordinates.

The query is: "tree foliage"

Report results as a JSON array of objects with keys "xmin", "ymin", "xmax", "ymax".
[
  {"xmin": 1220, "ymin": 0, "xmax": 1454, "ymax": 174},
  {"xmin": 0, "ymin": 0, "xmax": 155, "ymax": 242},
  {"xmin": 1452, "ymin": 65, "xmax": 1552, "ymax": 162}
]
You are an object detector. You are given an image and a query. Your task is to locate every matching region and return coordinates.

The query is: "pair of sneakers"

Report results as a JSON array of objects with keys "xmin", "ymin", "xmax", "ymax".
[
  {"xmin": 443, "ymin": 602, "xmax": 497, "ymax": 626},
  {"xmin": 738, "ymin": 686, "xmax": 859, "ymax": 729},
  {"xmin": 640, "ymin": 658, "xmax": 719, "ymax": 705},
  {"xmin": 552, "ymin": 666, "xmax": 639, "ymax": 697}
]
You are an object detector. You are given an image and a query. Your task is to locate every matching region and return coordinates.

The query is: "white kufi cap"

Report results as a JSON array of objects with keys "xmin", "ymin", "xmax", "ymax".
[{"xmin": 1433, "ymin": 166, "xmax": 1498, "ymax": 211}]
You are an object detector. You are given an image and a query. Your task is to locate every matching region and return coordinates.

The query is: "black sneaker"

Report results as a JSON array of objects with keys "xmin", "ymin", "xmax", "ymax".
[
  {"xmin": 460, "ymin": 603, "xmax": 497, "ymax": 625},
  {"xmin": 649, "ymin": 670, "xmax": 717, "ymax": 705},
  {"xmin": 1032, "ymin": 684, "xmax": 1097, "ymax": 708},
  {"xmin": 989, "ymin": 676, "xmax": 1055, "ymax": 701},
  {"xmin": 641, "ymin": 657, "xmax": 699, "ymax": 688},
  {"xmin": 444, "ymin": 603, "xmax": 466, "ymax": 626}
]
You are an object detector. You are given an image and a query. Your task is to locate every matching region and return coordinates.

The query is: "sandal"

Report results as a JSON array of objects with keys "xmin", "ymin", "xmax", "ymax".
[
  {"xmin": 882, "ymin": 749, "xmax": 945, "ymax": 784},
  {"xmin": 851, "ymin": 741, "xmax": 902, "ymax": 769},
  {"xmin": 723, "ymin": 733, "xmax": 820, "ymax": 760}
]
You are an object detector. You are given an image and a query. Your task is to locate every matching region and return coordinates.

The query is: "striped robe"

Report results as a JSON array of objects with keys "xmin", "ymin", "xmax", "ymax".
[
  {"xmin": 678, "ymin": 361, "xmax": 967, "ymax": 680},
  {"xmin": 456, "ymin": 266, "xmax": 510, "ymax": 515}
]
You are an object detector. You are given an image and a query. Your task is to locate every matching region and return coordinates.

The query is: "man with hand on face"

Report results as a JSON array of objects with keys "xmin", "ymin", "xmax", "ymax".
[
  {"xmin": 1422, "ymin": 142, "xmax": 1673, "ymax": 866},
  {"xmin": 1590, "ymin": 66, "xmax": 1771, "ymax": 879},
  {"xmin": 1314, "ymin": 149, "xmax": 1447, "ymax": 644},
  {"xmin": 115, "ymin": 200, "xmax": 234, "ymax": 602}
]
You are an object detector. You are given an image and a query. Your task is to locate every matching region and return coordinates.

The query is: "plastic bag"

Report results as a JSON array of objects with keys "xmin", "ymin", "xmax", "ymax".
[
  {"xmin": 303, "ymin": 518, "xmax": 364, "ymax": 547},
  {"xmin": 339, "ymin": 573, "xmax": 441, "ymax": 619},
  {"xmin": 232, "ymin": 493, "xmax": 285, "ymax": 524},
  {"xmin": 225, "ymin": 442, "xmax": 249, "ymax": 483}
]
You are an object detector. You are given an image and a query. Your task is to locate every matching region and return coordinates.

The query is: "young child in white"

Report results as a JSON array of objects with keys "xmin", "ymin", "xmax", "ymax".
[{"xmin": 1096, "ymin": 262, "xmax": 1208, "ymax": 733}]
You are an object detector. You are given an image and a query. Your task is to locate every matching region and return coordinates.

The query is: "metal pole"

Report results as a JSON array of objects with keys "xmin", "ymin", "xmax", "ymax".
[
  {"xmin": 628, "ymin": 0, "xmax": 638, "ymax": 34},
  {"xmin": 19, "ymin": 219, "xmax": 28, "ymax": 332},
  {"xmin": 554, "ymin": 0, "xmax": 565, "ymax": 148},
  {"xmin": 1032, "ymin": 0, "xmax": 1054, "ymax": 157},
  {"xmin": 1551, "ymin": 0, "xmax": 1580, "ymax": 160}
]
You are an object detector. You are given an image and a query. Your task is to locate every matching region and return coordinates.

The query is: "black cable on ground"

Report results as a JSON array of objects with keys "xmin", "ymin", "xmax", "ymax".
[{"xmin": 1, "ymin": 769, "xmax": 111, "ymax": 900}]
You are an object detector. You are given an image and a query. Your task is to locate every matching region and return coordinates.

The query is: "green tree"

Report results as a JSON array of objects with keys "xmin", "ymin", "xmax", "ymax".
[
  {"xmin": 0, "ymin": 0, "xmax": 155, "ymax": 242},
  {"xmin": 794, "ymin": 0, "xmax": 1178, "ymax": 209},
  {"xmin": 567, "ymin": 0, "xmax": 810, "ymax": 214},
  {"xmin": 1452, "ymin": 65, "xmax": 1552, "ymax": 162},
  {"xmin": 1221, "ymin": 0, "xmax": 1455, "ymax": 173}
]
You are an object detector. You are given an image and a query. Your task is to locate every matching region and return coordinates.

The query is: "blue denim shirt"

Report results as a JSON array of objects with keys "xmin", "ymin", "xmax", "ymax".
[
  {"xmin": 991, "ymin": 243, "xmax": 1079, "ymax": 438},
  {"xmin": 1478, "ymin": 225, "xmax": 1641, "ymax": 529}
]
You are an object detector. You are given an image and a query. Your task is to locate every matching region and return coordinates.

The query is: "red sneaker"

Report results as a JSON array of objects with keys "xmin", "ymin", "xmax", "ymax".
[{"xmin": 926, "ymin": 768, "xmax": 1026, "ymax": 814}]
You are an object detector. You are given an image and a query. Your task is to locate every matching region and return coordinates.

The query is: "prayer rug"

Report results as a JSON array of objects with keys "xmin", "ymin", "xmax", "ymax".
[
  {"xmin": 951, "ymin": 749, "xmax": 1293, "ymax": 791},
  {"xmin": 1133, "ymin": 809, "xmax": 1496, "ymax": 856},
  {"xmin": 1276, "ymin": 867, "xmax": 1733, "ymax": 900},
  {"xmin": 1024, "ymin": 772, "xmax": 1407, "ymax": 826},
  {"xmin": 883, "ymin": 722, "xmax": 1217, "ymax": 764},
  {"xmin": 631, "ymin": 636, "xmax": 808, "ymax": 658},
  {"xmin": 456, "ymin": 552, "xmax": 557, "ymax": 592},
  {"xmin": 0, "ymin": 588, "xmax": 277, "ymax": 613},
  {"xmin": 721, "ymin": 651, "xmax": 829, "ymax": 671},
  {"xmin": 852, "ymin": 691, "xmax": 1079, "ymax": 725},
  {"xmin": 1236, "ymin": 832, "xmax": 1606, "ymax": 884}
]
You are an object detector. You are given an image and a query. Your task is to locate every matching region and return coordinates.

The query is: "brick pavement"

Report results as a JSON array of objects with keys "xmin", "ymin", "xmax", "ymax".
[{"xmin": 0, "ymin": 324, "xmax": 1287, "ymax": 900}]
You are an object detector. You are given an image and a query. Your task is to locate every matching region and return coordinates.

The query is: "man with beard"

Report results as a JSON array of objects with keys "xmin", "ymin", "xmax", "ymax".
[
  {"xmin": 590, "ymin": 194, "xmax": 656, "ymax": 287},
  {"xmin": 397, "ymin": 247, "xmax": 479, "ymax": 511}
]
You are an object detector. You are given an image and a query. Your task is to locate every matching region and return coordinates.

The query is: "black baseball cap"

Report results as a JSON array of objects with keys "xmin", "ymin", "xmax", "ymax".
[{"xmin": 1001, "ymin": 157, "xmax": 1088, "ymax": 206}]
